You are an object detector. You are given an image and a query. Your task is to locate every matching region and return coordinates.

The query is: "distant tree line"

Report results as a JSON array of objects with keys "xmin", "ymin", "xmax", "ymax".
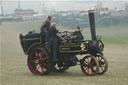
[{"xmin": 52, "ymin": 13, "xmax": 128, "ymax": 28}]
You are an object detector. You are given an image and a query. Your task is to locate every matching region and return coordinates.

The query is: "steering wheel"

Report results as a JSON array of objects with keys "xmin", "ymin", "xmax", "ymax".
[
  {"xmin": 62, "ymin": 31, "xmax": 72, "ymax": 40},
  {"xmin": 64, "ymin": 35, "xmax": 71, "ymax": 40}
]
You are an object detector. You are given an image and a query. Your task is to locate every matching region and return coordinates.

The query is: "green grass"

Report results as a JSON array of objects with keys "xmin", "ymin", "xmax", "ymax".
[
  {"xmin": 3, "ymin": 19, "xmax": 127, "ymax": 45},
  {"xmin": 97, "ymin": 23, "xmax": 128, "ymax": 45},
  {"xmin": 57, "ymin": 22, "xmax": 128, "ymax": 45},
  {"xmin": 81, "ymin": 23, "xmax": 128, "ymax": 45},
  {"xmin": 1, "ymin": 21, "xmax": 128, "ymax": 85}
]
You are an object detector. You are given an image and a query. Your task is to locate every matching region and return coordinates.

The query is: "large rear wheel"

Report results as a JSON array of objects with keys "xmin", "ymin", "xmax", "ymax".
[
  {"xmin": 80, "ymin": 55, "xmax": 99, "ymax": 76},
  {"xmin": 27, "ymin": 48, "xmax": 51, "ymax": 76}
]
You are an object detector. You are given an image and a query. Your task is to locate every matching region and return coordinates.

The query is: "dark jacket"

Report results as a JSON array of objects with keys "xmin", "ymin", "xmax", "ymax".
[
  {"xmin": 48, "ymin": 27, "xmax": 58, "ymax": 39},
  {"xmin": 41, "ymin": 21, "xmax": 51, "ymax": 33}
]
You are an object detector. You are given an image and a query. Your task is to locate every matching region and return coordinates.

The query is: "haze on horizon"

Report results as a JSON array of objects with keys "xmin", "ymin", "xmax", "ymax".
[{"xmin": 0, "ymin": 0, "xmax": 128, "ymax": 14}]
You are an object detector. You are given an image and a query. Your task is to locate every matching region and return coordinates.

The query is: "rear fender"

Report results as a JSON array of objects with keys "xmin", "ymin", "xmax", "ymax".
[{"xmin": 27, "ymin": 42, "xmax": 51, "ymax": 55}]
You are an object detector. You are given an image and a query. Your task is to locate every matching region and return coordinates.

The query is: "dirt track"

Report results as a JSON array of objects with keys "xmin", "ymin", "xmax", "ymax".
[{"xmin": 1, "ymin": 22, "xmax": 128, "ymax": 85}]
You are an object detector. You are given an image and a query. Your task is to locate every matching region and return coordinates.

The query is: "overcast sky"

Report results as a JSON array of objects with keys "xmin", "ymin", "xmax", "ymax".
[{"xmin": 0, "ymin": 0, "xmax": 128, "ymax": 14}]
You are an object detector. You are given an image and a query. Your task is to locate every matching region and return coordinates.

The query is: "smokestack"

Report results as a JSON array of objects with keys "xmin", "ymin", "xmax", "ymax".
[
  {"xmin": 0, "ymin": 1, "xmax": 4, "ymax": 16},
  {"xmin": 18, "ymin": 0, "xmax": 20, "ymax": 9},
  {"xmin": 88, "ymin": 10, "xmax": 97, "ymax": 40}
]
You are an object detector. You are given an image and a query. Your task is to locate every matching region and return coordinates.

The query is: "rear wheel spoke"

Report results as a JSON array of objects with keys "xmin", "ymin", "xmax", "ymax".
[
  {"xmin": 31, "ymin": 60, "xmax": 40, "ymax": 63},
  {"xmin": 39, "ymin": 64, "xmax": 45, "ymax": 73},
  {"xmin": 42, "ymin": 63, "xmax": 48, "ymax": 67},
  {"xmin": 27, "ymin": 48, "xmax": 50, "ymax": 76},
  {"xmin": 42, "ymin": 57, "xmax": 48, "ymax": 61},
  {"xmin": 35, "ymin": 64, "xmax": 40, "ymax": 71}
]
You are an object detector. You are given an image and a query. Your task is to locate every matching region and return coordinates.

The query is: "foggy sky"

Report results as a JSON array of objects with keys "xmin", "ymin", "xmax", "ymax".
[{"xmin": 0, "ymin": 0, "xmax": 128, "ymax": 14}]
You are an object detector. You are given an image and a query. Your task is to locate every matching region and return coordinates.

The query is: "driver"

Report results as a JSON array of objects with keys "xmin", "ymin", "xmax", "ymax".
[
  {"xmin": 74, "ymin": 26, "xmax": 84, "ymax": 41},
  {"xmin": 48, "ymin": 23, "xmax": 65, "ymax": 61}
]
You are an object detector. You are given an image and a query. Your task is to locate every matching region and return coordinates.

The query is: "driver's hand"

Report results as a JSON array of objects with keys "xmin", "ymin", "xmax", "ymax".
[
  {"xmin": 61, "ymin": 40, "xmax": 67, "ymax": 43},
  {"xmin": 62, "ymin": 38, "xmax": 65, "ymax": 41}
]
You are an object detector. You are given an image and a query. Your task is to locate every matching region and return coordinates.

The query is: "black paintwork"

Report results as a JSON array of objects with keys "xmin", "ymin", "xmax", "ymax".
[
  {"xmin": 19, "ymin": 10, "xmax": 105, "ymax": 72},
  {"xmin": 88, "ymin": 10, "xmax": 97, "ymax": 40},
  {"xmin": 19, "ymin": 10, "xmax": 104, "ymax": 56}
]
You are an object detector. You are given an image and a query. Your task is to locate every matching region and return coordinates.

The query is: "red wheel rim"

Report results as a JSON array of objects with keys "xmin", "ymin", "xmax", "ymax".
[
  {"xmin": 96, "ymin": 55, "xmax": 108, "ymax": 75},
  {"xmin": 27, "ymin": 48, "xmax": 48, "ymax": 75},
  {"xmin": 81, "ymin": 56, "xmax": 98, "ymax": 76}
]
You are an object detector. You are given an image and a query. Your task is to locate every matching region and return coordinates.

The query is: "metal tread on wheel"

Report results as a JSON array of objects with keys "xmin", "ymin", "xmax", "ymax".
[
  {"xmin": 27, "ymin": 47, "xmax": 52, "ymax": 76},
  {"xmin": 96, "ymin": 53, "xmax": 108, "ymax": 75}
]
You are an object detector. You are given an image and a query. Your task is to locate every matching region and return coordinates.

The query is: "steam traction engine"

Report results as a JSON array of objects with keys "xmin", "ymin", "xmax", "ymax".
[{"xmin": 19, "ymin": 10, "xmax": 108, "ymax": 76}]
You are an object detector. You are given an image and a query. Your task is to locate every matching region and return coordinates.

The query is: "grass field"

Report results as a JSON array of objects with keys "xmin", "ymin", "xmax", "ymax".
[{"xmin": 0, "ymin": 21, "xmax": 128, "ymax": 85}]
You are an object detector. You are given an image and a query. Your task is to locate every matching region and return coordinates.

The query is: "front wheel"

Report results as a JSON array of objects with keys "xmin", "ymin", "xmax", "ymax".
[
  {"xmin": 96, "ymin": 53, "xmax": 108, "ymax": 75},
  {"xmin": 80, "ymin": 55, "xmax": 99, "ymax": 76},
  {"xmin": 27, "ymin": 48, "xmax": 51, "ymax": 76}
]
